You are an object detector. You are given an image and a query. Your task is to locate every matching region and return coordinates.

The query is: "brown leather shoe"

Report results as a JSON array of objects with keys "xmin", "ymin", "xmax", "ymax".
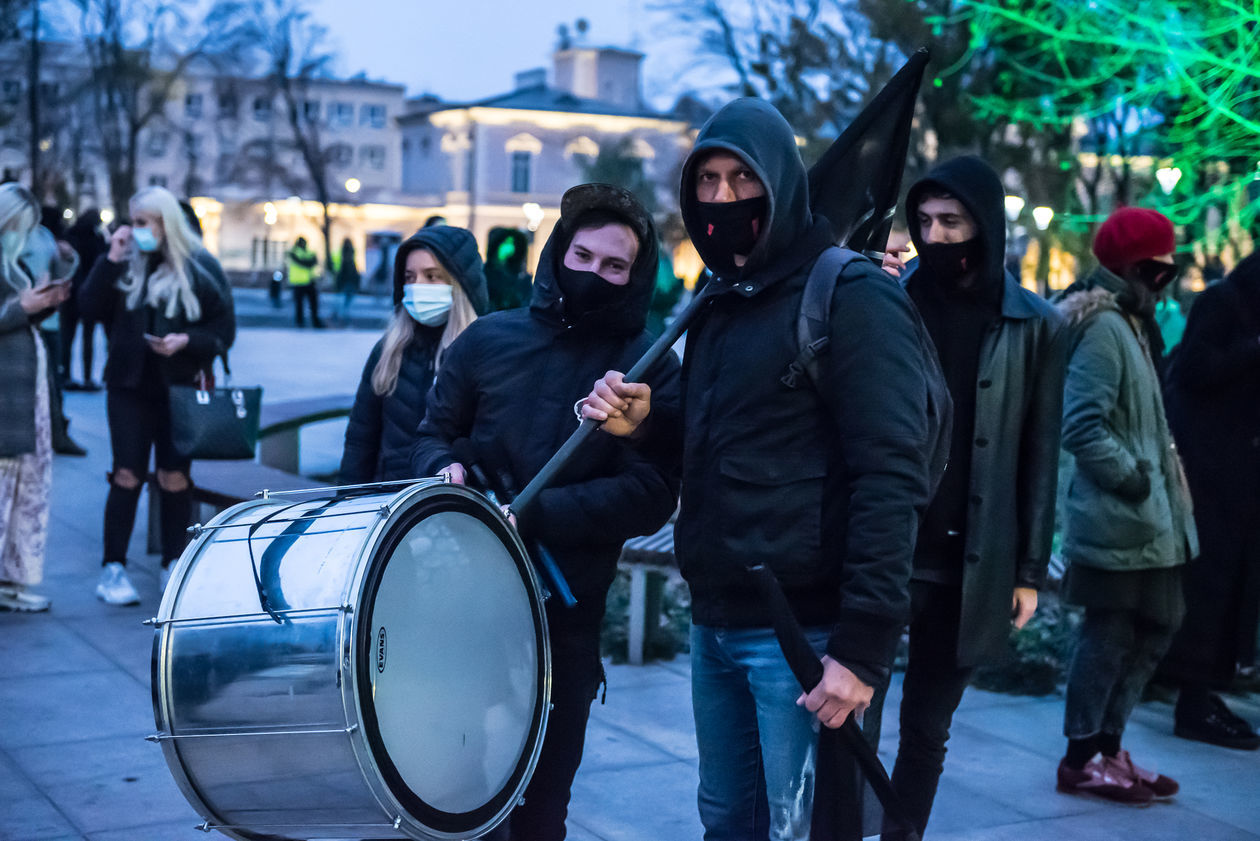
[
  {"xmin": 1057, "ymin": 755, "xmax": 1154, "ymax": 805},
  {"xmin": 1115, "ymin": 749, "xmax": 1178, "ymax": 798}
]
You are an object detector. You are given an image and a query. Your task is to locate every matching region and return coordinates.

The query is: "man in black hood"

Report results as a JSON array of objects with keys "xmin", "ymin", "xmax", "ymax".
[
  {"xmin": 870, "ymin": 156, "xmax": 1066, "ymax": 837},
  {"xmin": 583, "ymin": 98, "xmax": 932, "ymax": 839},
  {"xmin": 411, "ymin": 184, "xmax": 680, "ymax": 841}
]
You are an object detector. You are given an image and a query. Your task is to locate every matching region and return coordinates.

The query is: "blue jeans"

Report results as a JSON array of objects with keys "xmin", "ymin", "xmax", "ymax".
[{"xmin": 691, "ymin": 623, "xmax": 833, "ymax": 841}]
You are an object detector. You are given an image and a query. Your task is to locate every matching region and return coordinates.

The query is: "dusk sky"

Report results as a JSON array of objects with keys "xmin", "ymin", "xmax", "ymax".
[{"xmin": 305, "ymin": 0, "xmax": 698, "ymax": 107}]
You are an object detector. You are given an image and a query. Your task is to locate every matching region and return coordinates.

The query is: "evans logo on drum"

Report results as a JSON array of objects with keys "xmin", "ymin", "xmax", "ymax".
[{"xmin": 376, "ymin": 627, "xmax": 387, "ymax": 673}]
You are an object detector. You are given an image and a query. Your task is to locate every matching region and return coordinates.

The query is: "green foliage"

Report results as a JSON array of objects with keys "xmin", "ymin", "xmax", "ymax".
[
  {"xmin": 953, "ymin": 0, "xmax": 1260, "ymax": 259},
  {"xmin": 578, "ymin": 137, "xmax": 658, "ymax": 215},
  {"xmin": 601, "ymin": 568, "xmax": 691, "ymax": 663},
  {"xmin": 971, "ymin": 590, "xmax": 1082, "ymax": 696}
]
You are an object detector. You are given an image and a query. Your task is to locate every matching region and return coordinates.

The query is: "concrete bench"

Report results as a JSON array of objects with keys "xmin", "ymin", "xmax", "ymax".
[
  {"xmin": 256, "ymin": 394, "xmax": 356, "ymax": 473},
  {"xmin": 618, "ymin": 520, "xmax": 677, "ymax": 666}
]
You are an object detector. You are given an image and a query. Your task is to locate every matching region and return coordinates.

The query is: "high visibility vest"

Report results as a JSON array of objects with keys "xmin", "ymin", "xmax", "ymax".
[{"xmin": 288, "ymin": 249, "xmax": 317, "ymax": 286}]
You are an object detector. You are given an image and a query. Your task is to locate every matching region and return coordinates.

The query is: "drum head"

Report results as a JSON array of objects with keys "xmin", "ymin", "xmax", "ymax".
[{"xmin": 357, "ymin": 492, "xmax": 547, "ymax": 835}]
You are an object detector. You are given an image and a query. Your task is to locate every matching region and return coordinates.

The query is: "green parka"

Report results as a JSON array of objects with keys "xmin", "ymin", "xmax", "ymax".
[{"xmin": 1058, "ymin": 267, "xmax": 1198, "ymax": 571}]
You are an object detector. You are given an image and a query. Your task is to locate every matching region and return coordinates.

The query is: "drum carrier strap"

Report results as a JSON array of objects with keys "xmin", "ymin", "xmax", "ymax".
[{"xmin": 244, "ymin": 498, "xmax": 340, "ymax": 623}]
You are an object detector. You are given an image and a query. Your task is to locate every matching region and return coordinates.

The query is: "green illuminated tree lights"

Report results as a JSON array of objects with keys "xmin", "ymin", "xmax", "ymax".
[{"xmin": 946, "ymin": 0, "xmax": 1259, "ymax": 258}]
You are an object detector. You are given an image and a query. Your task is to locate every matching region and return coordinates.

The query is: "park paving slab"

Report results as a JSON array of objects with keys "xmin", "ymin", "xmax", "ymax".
[{"xmin": 3, "ymin": 319, "xmax": 1258, "ymax": 840}]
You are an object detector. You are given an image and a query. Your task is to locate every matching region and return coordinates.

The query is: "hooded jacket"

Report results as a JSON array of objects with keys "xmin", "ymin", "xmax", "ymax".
[
  {"xmin": 901, "ymin": 157, "xmax": 1067, "ymax": 666},
  {"xmin": 671, "ymin": 98, "xmax": 931, "ymax": 684},
  {"xmin": 485, "ymin": 227, "xmax": 533, "ymax": 312},
  {"xmin": 1058, "ymin": 266, "xmax": 1197, "ymax": 572},
  {"xmin": 410, "ymin": 205, "xmax": 681, "ymax": 603},
  {"xmin": 1162, "ymin": 252, "xmax": 1260, "ymax": 683},
  {"xmin": 339, "ymin": 226, "xmax": 489, "ymax": 484}
]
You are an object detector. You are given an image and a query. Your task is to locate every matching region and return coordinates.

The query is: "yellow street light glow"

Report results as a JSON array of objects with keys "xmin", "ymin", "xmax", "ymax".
[
  {"xmin": 1032, "ymin": 206, "xmax": 1055, "ymax": 231},
  {"xmin": 100, "ymin": 208, "xmax": 115, "ymax": 226},
  {"xmin": 345, "ymin": 178, "xmax": 362, "ymax": 194}
]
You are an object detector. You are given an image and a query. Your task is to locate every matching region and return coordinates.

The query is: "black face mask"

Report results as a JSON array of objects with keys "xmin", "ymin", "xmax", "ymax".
[
  {"xmin": 556, "ymin": 264, "xmax": 630, "ymax": 321},
  {"xmin": 692, "ymin": 195, "xmax": 768, "ymax": 273},
  {"xmin": 1133, "ymin": 258, "xmax": 1179, "ymax": 293},
  {"xmin": 917, "ymin": 238, "xmax": 982, "ymax": 286}
]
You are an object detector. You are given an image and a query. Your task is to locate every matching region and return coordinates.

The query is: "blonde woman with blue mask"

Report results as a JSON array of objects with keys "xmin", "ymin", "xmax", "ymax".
[
  {"xmin": 338, "ymin": 225, "xmax": 487, "ymax": 485},
  {"xmin": 79, "ymin": 186, "xmax": 235, "ymax": 605}
]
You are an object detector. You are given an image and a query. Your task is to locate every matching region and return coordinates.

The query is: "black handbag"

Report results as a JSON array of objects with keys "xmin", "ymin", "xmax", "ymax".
[{"xmin": 169, "ymin": 355, "xmax": 262, "ymax": 460}]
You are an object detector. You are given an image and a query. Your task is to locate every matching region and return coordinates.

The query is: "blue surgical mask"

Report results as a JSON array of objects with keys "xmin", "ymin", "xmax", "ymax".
[
  {"xmin": 132, "ymin": 227, "xmax": 160, "ymax": 253},
  {"xmin": 402, "ymin": 283, "xmax": 453, "ymax": 326}
]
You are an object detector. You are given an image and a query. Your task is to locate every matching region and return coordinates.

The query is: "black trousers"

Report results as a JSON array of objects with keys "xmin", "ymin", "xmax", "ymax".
[
  {"xmin": 104, "ymin": 386, "xmax": 192, "ymax": 564},
  {"xmin": 882, "ymin": 581, "xmax": 974, "ymax": 839},
  {"xmin": 291, "ymin": 284, "xmax": 322, "ymax": 326},
  {"xmin": 38, "ymin": 328, "xmax": 72, "ymax": 445},
  {"xmin": 503, "ymin": 599, "xmax": 605, "ymax": 841},
  {"xmin": 59, "ymin": 296, "xmax": 100, "ymax": 382}
]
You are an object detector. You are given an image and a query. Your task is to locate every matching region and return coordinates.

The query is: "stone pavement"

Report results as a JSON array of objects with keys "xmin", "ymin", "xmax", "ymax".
[{"xmin": 3, "ymin": 322, "xmax": 1259, "ymax": 841}]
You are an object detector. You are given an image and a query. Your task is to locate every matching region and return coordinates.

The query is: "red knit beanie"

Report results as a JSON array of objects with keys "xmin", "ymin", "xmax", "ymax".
[{"xmin": 1092, "ymin": 207, "xmax": 1175, "ymax": 274}]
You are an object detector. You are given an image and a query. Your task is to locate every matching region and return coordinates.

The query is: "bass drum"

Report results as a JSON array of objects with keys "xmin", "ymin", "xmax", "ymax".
[{"xmin": 151, "ymin": 481, "xmax": 550, "ymax": 840}]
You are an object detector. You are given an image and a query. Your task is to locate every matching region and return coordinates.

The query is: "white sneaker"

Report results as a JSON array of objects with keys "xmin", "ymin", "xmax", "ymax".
[
  {"xmin": 159, "ymin": 565, "xmax": 173, "ymax": 593},
  {"xmin": 96, "ymin": 562, "xmax": 140, "ymax": 606},
  {"xmin": 0, "ymin": 584, "xmax": 51, "ymax": 612}
]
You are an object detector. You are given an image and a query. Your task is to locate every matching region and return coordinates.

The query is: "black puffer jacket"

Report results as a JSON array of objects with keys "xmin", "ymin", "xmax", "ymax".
[
  {"xmin": 339, "ymin": 226, "xmax": 488, "ymax": 484},
  {"xmin": 411, "ymin": 207, "xmax": 681, "ymax": 603},
  {"xmin": 78, "ymin": 250, "xmax": 235, "ymax": 388},
  {"xmin": 670, "ymin": 98, "xmax": 932, "ymax": 684}
]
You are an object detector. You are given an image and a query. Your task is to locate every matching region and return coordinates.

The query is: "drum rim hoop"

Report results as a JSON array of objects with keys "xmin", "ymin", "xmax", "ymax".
[{"xmin": 353, "ymin": 489, "xmax": 550, "ymax": 834}]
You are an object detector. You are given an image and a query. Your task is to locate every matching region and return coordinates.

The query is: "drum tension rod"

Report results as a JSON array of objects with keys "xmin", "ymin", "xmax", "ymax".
[{"xmin": 147, "ymin": 724, "xmax": 359, "ymax": 742}]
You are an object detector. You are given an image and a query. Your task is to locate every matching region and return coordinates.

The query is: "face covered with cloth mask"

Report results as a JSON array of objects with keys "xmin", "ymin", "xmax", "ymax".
[
  {"xmin": 401, "ymin": 248, "xmax": 455, "ymax": 326},
  {"xmin": 555, "ymin": 210, "xmax": 640, "ymax": 322}
]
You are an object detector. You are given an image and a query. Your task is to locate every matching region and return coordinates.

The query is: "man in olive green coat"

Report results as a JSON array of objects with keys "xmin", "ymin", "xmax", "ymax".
[{"xmin": 1055, "ymin": 207, "xmax": 1198, "ymax": 805}]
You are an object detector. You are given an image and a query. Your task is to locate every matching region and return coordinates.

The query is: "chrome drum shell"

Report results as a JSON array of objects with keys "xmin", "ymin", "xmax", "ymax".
[{"xmin": 150, "ymin": 482, "xmax": 550, "ymax": 840}]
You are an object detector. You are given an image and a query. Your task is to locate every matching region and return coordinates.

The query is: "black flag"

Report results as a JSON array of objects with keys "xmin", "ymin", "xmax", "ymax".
[{"xmin": 807, "ymin": 48, "xmax": 931, "ymax": 257}]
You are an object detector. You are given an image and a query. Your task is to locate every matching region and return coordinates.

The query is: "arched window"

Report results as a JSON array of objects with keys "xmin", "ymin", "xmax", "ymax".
[
  {"xmin": 505, "ymin": 133, "xmax": 543, "ymax": 155},
  {"xmin": 627, "ymin": 137, "xmax": 656, "ymax": 160},
  {"xmin": 564, "ymin": 136, "xmax": 600, "ymax": 159},
  {"xmin": 505, "ymin": 133, "xmax": 541, "ymax": 193}
]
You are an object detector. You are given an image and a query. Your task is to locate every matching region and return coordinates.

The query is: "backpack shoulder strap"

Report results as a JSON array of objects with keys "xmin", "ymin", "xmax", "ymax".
[{"xmin": 781, "ymin": 246, "xmax": 866, "ymax": 389}]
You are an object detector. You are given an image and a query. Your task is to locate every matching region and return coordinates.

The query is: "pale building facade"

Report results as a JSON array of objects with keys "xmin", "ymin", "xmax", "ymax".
[{"xmin": 3, "ymin": 40, "xmax": 696, "ymax": 281}]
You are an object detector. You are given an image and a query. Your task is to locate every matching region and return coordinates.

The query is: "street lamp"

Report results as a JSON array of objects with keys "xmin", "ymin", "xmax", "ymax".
[
  {"xmin": 344, "ymin": 177, "xmax": 361, "ymax": 194},
  {"xmin": 263, "ymin": 201, "xmax": 278, "ymax": 226},
  {"xmin": 521, "ymin": 202, "xmax": 544, "ymax": 233},
  {"xmin": 1156, "ymin": 166, "xmax": 1182, "ymax": 195},
  {"xmin": 1032, "ymin": 206, "xmax": 1055, "ymax": 231},
  {"xmin": 1004, "ymin": 195, "xmax": 1026, "ymax": 222}
]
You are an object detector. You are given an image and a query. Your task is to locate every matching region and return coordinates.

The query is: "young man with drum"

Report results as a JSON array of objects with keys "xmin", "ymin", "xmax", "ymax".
[{"xmin": 412, "ymin": 183, "xmax": 681, "ymax": 841}]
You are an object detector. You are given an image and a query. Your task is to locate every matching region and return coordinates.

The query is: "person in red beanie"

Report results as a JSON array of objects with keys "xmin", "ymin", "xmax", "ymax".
[{"xmin": 1052, "ymin": 206, "xmax": 1197, "ymax": 803}]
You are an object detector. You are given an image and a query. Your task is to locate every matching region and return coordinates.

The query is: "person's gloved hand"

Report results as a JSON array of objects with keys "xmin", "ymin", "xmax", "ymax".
[{"xmin": 1114, "ymin": 459, "xmax": 1153, "ymax": 503}]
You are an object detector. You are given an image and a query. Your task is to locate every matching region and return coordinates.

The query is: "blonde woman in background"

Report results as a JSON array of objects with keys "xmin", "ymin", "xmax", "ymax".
[
  {"xmin": 79, "ymin": 186, "xmax": 235, "ymax": 605},
  {"xmin": 0, "ymin": 183, "xmax": 70, "ymax": 612},
  {"xmin": 338, "ymin": 226, "xmax": 487, "ymax": 485}
]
